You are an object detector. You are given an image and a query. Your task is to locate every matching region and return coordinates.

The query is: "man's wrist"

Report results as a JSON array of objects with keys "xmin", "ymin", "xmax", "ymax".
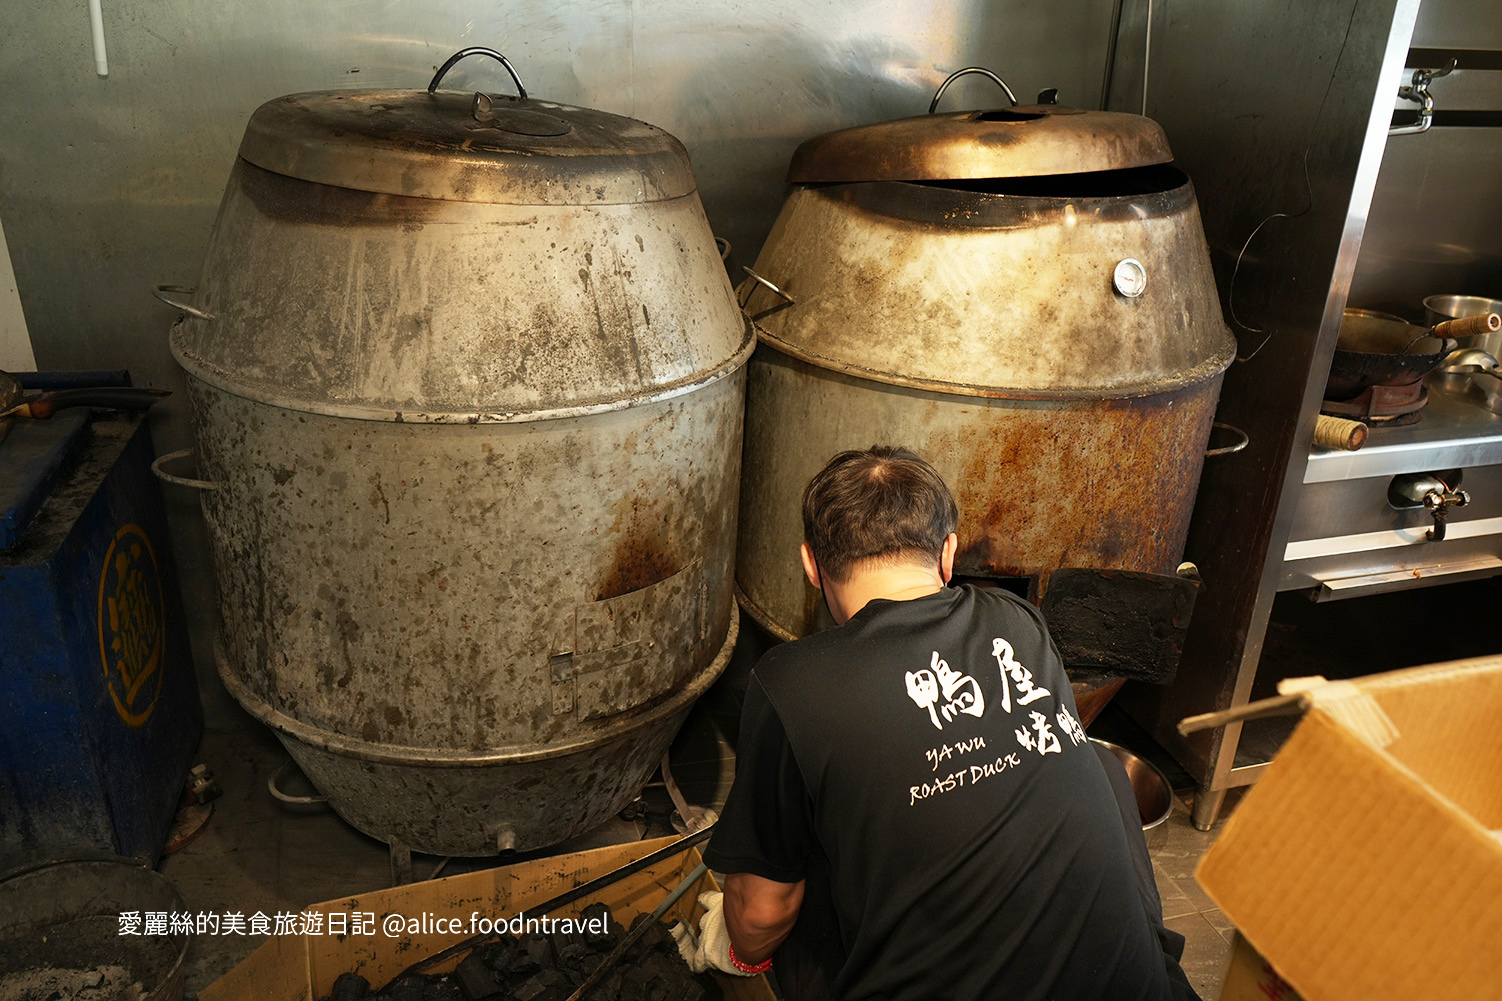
[{"xmin": 728, "ymin": 942, "xmax": 774, "ymax": 975}]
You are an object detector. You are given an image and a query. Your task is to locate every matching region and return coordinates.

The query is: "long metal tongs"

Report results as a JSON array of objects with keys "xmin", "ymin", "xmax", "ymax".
[
  {"xmin": 377, "ymin": 824, "xmax": 715, "ymax": 990},
  {"xmin": 561, "ymin": 861, "xmax": 710, "ymax": 1001}
]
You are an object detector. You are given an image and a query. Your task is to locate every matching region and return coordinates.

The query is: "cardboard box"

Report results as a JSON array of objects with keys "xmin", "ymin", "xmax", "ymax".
[
  {"xmin": 1196, "ymin": 657, "xmax": 1502, "ymax": 1001},
  {"xmin": 1216, "ymin": 933, "xmax": 1306, "ymax": 1001},
  {"xmin": 201, "ymin": 837, "xmax": 773, "ymax": 1001}
]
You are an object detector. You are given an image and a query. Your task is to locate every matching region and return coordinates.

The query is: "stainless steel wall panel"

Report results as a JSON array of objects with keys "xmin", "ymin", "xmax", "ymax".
[
  {"xmin": 1413, "ymin": 0, "xmax": 1502, "ymax": 48},
  {"xmin": 1350, "ymin": 127, "xmax": 1502, "ymax": 314}
]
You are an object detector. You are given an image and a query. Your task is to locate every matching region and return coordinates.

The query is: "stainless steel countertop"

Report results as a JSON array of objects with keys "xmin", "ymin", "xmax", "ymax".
[{"xmin": 1305, "ymin": 380, "xmax": 1502, "ymax": 482}]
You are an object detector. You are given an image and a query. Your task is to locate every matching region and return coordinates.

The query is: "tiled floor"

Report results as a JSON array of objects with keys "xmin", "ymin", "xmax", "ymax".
[
  {"xmin": 1146, "ymin": 803, "xmax": 1234, "ymax": 999},
  {"xmin": 161, "ymin": 681, "xmax": 1235, "ymax": 999}
]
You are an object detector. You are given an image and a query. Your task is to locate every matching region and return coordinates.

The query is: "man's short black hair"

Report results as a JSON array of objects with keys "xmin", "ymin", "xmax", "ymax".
[{"xmin": 801, "ymin": 446, "xmax": 960, "ymax": 582}]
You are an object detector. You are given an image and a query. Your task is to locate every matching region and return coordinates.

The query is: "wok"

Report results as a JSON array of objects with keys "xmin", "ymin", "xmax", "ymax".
[
  {"xmin": 0, "ymin": 371, "xmax": 170, "ymax": 443},
  {"xmin": 1325, "ymin": 309, "xmax": 1499, "ymax": 401}
]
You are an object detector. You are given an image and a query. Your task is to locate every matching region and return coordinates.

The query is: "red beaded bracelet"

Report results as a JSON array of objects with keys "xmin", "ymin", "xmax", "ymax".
[{"xmin": 728, "ymin": 942, "xmax": 774, "ymax": 975}]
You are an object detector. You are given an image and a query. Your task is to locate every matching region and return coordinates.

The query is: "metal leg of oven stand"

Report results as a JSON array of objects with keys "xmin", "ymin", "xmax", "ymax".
[
  {"xmin": 390, "ymin": 837, "xmax": 414, "ymax": 886},
  {"xmin": 1191, "ymin": 784, "xmax": 1227, "ymax": 832}
]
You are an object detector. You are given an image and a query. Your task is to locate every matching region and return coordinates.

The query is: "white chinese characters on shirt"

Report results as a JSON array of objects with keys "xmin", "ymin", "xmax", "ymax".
[
  {"xmin": 904, "ymin": 651, "xmax": 985, "ymax": 730},
  {"xmin": 991, "ymin": 637, "xmax": 1051, "ymax": 714},
  {"xmin": 902, "ymin": 635, "xmax": 1082, "ymax": 761},
  {"xmin": 904, "ymin": 637, "xmax": 1057, "ymax": 729},
  {"xmin": 903, "ymin": 632, "xmax": 1085, "ymax": 806}
]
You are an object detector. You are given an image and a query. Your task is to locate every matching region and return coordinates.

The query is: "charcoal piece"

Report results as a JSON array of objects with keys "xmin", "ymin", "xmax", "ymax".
[
  {"xmin": 626, "ymin": 913, "xmax": 671, "ymax": 961},
  {"xmin": 552, "ymin": 948, "xmax": 590, "ymax": 985},
  {"xmin": 581, "ymin": 969, "xmax": 625, "ymax": 1001},
  {"xmin": 640, "ymin": 950, "xmax": 679, "ymax": 985},
  {"xmin": 618, "ymin": 966, "xmax": 656, "ymax": 1001},
  {"xmin": 540, "ymin": 969, "xmax": 572, "ymax": 993},
  {"xmin": 330, "ymin": 973, "xmax": 370, "ymax": 1001},
  {"xmin": 565, "ymin": 952, "xmax": 604, "ymax": 982},
  {"xmin": 510, "ymin": 969, "xmax": 570, "ymax": 1001},
  {"xmin": 550, "ymin": 922, "xmax": 585, "ymax": 958},
  {"xmin": 507, "ymin": 933, "xmax": 554, "ymax": 976},
  {"xmin": 555, "ymin": 941, "xmax": 590, "ymax": 970},
  {"xmin": 377, "ymin": 974, "xmax": 428, "ymax": 1001},
  {"xmin": 579, "ymin": 902, "xmax": 617, "ymax": 950},
  {"xmin": 454, "ymin": 954, "xmax": 502, "ymax": 1001},
  {"xmin": 429, "ymin": 974, "xmax": 468, "ymax": 1001},
  {"xmin": 478, "ymin": 936, "xmax": 516, "ymax": 973}
]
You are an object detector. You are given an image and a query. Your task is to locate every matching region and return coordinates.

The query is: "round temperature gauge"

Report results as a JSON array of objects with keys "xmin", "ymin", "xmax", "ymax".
[{"xmin": 1113, "ymin": 258, "xmax": 1147, "ymax": 298}]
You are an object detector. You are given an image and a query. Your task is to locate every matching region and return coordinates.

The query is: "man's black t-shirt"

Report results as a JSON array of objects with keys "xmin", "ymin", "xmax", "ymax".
[{"xmin": 705, "ymin": 585, "xmax": 1175, "ymax": 1001}]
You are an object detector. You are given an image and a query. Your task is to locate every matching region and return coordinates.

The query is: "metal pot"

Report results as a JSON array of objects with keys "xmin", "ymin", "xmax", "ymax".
[
  {"xmin": 1424, "ymin": 294, "xmax": 1502, "ymax": 325},
  {"xmin": 162, "ymin": 50, "xmax": 750, "ymax": 855},
  {"xmin": 1090, "ymin": 738, "xmax": 1173, "ymax": 830},
  {"xmin": 736, "ymin": 73, "xmax": 1234, "ymax": 646},
  {"xmin": 0, "ymin": 859, "xmax": 188, "ymax": 1001},
  {"xmin": 1424, "ymin": 294, "xmax": 1502, "ymax": 353}
]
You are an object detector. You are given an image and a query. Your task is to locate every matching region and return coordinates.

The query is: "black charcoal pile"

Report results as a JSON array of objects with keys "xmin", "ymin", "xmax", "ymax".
[{"xmin": 321, "ymin": 906, "xmax": 725, "ymax": 1001}]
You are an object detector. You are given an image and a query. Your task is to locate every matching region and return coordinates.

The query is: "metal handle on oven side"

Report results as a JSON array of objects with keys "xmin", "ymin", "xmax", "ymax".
[
  {"xmin": 1205, "ymin": 422, "xmax": 1249, "ymax": 458},
  {"xmin": 152, "ymin": 285, "xmax": 214, "ymax": 321},
  {"xmin": 741, "ymin": 267, "xmax": 795, "ymax": 306},
  {"xmin": 929, "ymin": 67, "xmax": 1019, "ymax": 112},
  {"xmin": 267, "ymin": 758, "xmax": 329, "ymax": 805},
  {"xmin": 428, "ymin": 47, "xmax": 528, "ymax": 100},
  {"xmin": 151, "ymin": 449, "xmax": 221, "ymax": 491}
]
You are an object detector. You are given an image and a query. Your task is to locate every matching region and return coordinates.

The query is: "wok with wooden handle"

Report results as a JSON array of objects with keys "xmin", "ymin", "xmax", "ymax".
[{"xmin": 1325, "ymin": 309, "xmax": 1501, "ymax": 401}]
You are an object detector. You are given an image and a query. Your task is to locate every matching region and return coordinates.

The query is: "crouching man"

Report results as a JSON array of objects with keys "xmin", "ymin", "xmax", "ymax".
[{"xmin": 697, "ymin": 446, "xmax": 1199, "ymax": 1001}]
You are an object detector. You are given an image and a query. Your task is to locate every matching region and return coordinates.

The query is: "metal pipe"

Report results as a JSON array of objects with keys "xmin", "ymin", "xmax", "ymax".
[{"xmin": 87, "ymin": 0, "xmax": 108, "ymax": 77}]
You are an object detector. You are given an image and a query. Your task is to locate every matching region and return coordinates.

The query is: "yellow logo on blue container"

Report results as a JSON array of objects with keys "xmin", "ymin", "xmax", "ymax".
[{"xmin": 97, "ymin": 524, "xmax": 166, "ymax": 726}]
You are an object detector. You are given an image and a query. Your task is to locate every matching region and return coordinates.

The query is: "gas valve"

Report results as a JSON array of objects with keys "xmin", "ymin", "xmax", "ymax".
[{"xmin": 1388, "ymin": 472, "xmax": 1468, "ymax": 541}]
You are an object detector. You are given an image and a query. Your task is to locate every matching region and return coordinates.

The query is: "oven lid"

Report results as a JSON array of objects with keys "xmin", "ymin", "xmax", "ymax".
[{"xmin": 787, "ymin": 104, "xmax": 1175, "ymax": 184}]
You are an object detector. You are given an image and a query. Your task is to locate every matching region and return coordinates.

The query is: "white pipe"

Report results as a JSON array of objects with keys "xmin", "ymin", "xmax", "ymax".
[{"xmin": 88, "ymin": 0, "xmax": 108, "ymax": 77}]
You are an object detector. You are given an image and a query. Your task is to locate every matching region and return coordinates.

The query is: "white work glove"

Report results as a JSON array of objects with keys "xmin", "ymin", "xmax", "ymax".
[{"xmin": 675, "ymin": 890, "xmax": 759, "ymax": 977}]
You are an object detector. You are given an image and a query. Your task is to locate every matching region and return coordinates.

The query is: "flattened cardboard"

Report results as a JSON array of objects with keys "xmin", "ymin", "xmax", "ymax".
[
  {"xmin": 201, "ymin": 837, "xmax": 773, "ymax": 1001},
  {"xmin": 1196, "ymin": 657, "xmax": 1502, "ymax": 1001}
]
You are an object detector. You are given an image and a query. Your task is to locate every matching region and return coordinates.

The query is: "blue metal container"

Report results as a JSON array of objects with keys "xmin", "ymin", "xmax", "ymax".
[{"xmin": 0, "ymin": 414, "xmax": 201, "ymax": 864}]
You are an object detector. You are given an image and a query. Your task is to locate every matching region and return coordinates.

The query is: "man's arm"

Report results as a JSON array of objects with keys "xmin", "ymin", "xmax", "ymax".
[{"xmin": 723, "ymin": 872, "xmax": 806, "ymax": 965}]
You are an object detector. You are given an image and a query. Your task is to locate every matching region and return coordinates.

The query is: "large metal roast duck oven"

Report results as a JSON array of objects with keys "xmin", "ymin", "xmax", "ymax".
[
  {"xmin": 162, "ymin": 51, "xmax": 751, "ymax": 856},
  {"xmin": 736, "ymin": 72, "xmax": 1238, "ymax": 694}
]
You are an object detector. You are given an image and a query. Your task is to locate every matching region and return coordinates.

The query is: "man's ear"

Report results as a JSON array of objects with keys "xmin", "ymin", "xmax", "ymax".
[
  {"xmin": 800, "ymin": 541, "xmax": 822, "ymax": 590},
  {"xmin": 939, "ymin": 533, "xmax": 958, "ymax": 584}
]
